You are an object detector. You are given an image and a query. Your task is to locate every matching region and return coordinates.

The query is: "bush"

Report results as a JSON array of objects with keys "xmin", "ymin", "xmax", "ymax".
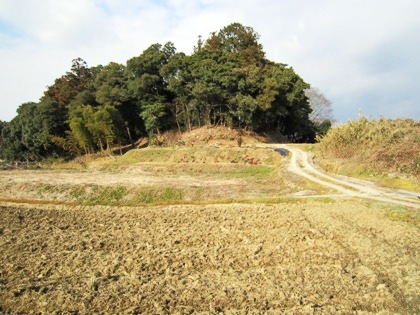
[{"xmin": 317, "ymin": 117, "xmax": 420, "ymax": 178}]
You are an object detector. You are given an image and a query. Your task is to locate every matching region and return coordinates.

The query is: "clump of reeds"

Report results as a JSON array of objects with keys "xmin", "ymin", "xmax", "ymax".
[{"xmin": 317, "ymin": 117, "xmax": 420, "ymax": 178}]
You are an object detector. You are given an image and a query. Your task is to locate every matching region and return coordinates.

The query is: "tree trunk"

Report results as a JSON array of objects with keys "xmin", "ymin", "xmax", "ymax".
[{"xmin": 98, "ymin": 138, "xmax": 104, "ymax": 152}]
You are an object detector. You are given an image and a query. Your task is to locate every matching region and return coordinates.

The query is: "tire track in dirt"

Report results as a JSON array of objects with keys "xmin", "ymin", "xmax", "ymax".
[
  {"xmin": 283, "ymin": 146, "xmax": 420, "ymax": 209},
  {"xmin": 299, "ymin": 206, "xmax": 419, "ymax": 313}
]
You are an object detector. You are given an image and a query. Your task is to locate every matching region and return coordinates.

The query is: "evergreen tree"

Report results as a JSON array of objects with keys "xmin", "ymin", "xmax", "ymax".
[
  {"xmin": 1, "ymin": 22, "xmax": 320, "ymax": 161},
  {"xmin": 126, "ymin": 42, "xmax": 177, "ymax": 138}
]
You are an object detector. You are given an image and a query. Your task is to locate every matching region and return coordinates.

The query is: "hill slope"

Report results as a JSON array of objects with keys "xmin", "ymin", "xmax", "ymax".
[{"xmin": 317, "ymin": 118, "xmax": 420, "ymax": 182}]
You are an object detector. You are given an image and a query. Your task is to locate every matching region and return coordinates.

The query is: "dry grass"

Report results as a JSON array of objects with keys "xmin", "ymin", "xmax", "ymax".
[
  {"xmin": 0, "ymin": 146, "xmax": 329, "ymax": 206},
  {"xmin": 169, "ymin": 125, "xmax": 265, "ymax": 147},
  {"xmin": 1, "ymin": 201, "xmax": 419, "ymax": 313},
  {"xmin": 316, "ymin": 117, "xmax": 420, "ymax": 186},
  {"xmin": 1, "ymin": 129, "xmax": 419, "ymax": 313}
]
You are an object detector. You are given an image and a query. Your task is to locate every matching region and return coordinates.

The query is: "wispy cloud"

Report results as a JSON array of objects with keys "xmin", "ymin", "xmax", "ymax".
[{"xmin": 0, "ymin": 0, "xmax": 419, "ymax": 122}]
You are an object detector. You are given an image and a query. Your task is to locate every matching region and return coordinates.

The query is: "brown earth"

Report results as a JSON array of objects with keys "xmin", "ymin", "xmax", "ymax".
[
  {"xmin": 159, "ymin": 125, "xmax": 267, "ymax": 147},
  {"xmin": 0, "ymin": 132, "xmax": 419, "ymax": 313},
  {"xmin": 285, "ymin": 145, "xmax": 420, "ymax": 209},
  {"xmin": 1, "ymin": 201, "xmax": 419, "ymax": 314}
]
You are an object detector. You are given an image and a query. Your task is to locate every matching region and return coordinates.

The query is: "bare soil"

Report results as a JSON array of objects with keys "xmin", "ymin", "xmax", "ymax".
[
  {"xmin": 0, "ymin": 146, "xmax": 329, "ymax": 205},
  {"xmin": 0, "ymin": 139, "xmax": 419, "ymax": 313},
  {"xmin": 285, "ymin": 145, "xmax": 420, "ymax": 209},
  {"xmin": 1, "ymin": 201, "xmax": 418, "ymax": 314}
]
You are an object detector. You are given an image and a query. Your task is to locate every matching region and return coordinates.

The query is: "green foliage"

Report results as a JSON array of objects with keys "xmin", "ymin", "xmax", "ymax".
[
  {"xmin": 42, "ymin": 58, "xmax": 97, "ymax": 107},
  {"xmin": 70, "ymin": 185, "xmax": 127, "ymax": 205},
  {"xmin": 0, "ymin": 119, "xmax": 25, "ymax": 161},
  {"xmin": 136, "ymin": 187, "xmax": 183, "ymax": 204},
  {"xmin": 2, "ymin": 23, "xmax": 318, "ymax": 161},
  {"xmin": 316, "ymin": 120, "xmax": 332, "ymax": 136},
  {"xmin": 68, "ymin": 104, "xmax": 125, "ymax": 153},
  {"xmin": 160, "ymin": 23, "xmax": 313, "ymax": 138},
  {"xmin": 94, "ymin": 62, "xmax": 129, "ymax": 107},
  {"xmin": 140, "ymin": 101, "xmax": 167, "ymax": 138},
  {"xmin": 237, "ymin": 136, "xmax": 243, "ymax": 147},
  {"xmin": 68, "ymin": 105, "xmax": 94, "ymax": 154},
  {"xmin": 385, "ymin": 206, "xmax": 419, "ymax": 227},
  {"xmin": 0, "ymin": 101, "xmax": 68, "ymax": 161},
  {"xmin": 126, "ymin": 42, "xmax": 176, "ymax": 137}
]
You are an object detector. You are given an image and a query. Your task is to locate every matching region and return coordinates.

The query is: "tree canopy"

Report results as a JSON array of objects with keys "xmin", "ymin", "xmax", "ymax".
[{"xmin": 0, "ymin": 23, "xmax": 323, "ymax": 161}]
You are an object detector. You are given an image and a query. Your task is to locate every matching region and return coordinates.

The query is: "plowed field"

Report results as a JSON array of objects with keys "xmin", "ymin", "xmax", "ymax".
[
  {"xmin": 0, "ymin": 146, "xmax": 419, "ymax": 313},
  {"xmin": 1, "ymin": 201, "xmax": 419, "ymax": 314}
]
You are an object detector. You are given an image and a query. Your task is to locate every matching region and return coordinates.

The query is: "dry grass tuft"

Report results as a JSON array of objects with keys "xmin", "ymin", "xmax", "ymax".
[
  {"xmin": 317, "ymin": 117, "xmax": 420, "ymax": 180},
  {"xmin": 0, "ymin": 146, "xmax": 303, "ymax": 206}
]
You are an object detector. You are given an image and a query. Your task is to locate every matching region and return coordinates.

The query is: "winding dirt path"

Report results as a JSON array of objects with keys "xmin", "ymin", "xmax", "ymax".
[
  {"xmin": 1, "ymin": 147, "xmax": 419, "ymax": 313},
  {"xmin": 283, "ymin": 146, "xmax": 420, "ymax": 209}
]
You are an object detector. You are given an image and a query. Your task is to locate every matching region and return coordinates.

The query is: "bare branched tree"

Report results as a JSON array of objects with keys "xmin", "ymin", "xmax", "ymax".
[{"xmin": 305, "ymin": 87, "xmax": 334, "ymax": 125}]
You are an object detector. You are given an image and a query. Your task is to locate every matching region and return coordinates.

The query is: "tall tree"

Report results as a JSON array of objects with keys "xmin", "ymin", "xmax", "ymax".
[
  {"xmin": 200, "ymin": 23, "xmax": 266, "ymax": 127},
  {"xmin": 209, "ymin": 22, "xmax": 265, "ymax": 66},
  {"xmin": 33, "ymin": 100, "xmax": 68, "ymax": 156},
  {"xmin": 90, "ymin": 105, "xmax": 125, "ymax": 152},
  {"xmin": 305, "ymin": 87, "xmax": 334, "ymax": 136},
  {"xmin": 161, "ymin": 52, "xmax": 194, "ymax": 131},
  {"xmin": 94, "ymin": 61, "xmax": 142, "ymax": 141},
  {"xmin": 0, "ymin": 103, "xmax": 43, "ymax": 161},
  {"xmin": 126, "ymin": 42, "xmax": 177, "ymax": 138},
  {"xmin": 305, "ymin": 87, "xmax": 334, "ymax": 125},
  {"xmin": 68, "ymin": 104, "xmax": 125, "ymax": 153},
  {"xmin": 68, "ymin": 105, "xmax": 95, "ymax": 154},
  {"xmin": 94, "ymin": 62, "xmax": 129, "ymax": 108},
  {"xmin": 42, "ymin": 58, "xmax": 96, "ymax": 108},
  {"xmin": 253, "ymin": 63, "xmax": 313, "ymax": 140},
  {"xmin": 189, "ymin": 51, "xmax": 228, "ymax": 126},
  {"xmin": 0, "ymin": 119, "xmax": 25, "ymax": 161}
]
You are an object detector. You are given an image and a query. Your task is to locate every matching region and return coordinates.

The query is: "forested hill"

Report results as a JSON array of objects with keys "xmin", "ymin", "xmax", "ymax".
[{"xmin": 0, "ymin": 23, "xmax": 318, "ymax": 161}]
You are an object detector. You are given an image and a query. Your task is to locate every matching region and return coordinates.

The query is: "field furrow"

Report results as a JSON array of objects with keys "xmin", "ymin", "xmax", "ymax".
[{"xmin": 1, "ymin": 201, "xmax": 418, "ymax": 314}]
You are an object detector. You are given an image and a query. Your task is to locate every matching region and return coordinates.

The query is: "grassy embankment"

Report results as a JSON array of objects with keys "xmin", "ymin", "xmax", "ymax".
[
  {"xmin": 2, "ymin": 146, "xmax": 326, "ymax": 206},
  {"xmin": 315, "ymin": 117, "xmax": 420, "ymax": 191},
  {"xmin": 85, "ymin": 147, "xmax": 281, "ymax": 205}
]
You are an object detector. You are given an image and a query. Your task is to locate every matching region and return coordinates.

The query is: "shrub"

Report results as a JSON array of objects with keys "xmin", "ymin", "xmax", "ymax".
[{"xmin": 317, "ymin": 117, "xmax": 420, "ymax": 178}]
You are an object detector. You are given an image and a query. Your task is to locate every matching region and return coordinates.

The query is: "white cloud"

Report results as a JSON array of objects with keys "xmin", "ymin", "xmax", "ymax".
[{"xmin": 1, "ymin": 0, "xmax": 419, "ymax": 121}]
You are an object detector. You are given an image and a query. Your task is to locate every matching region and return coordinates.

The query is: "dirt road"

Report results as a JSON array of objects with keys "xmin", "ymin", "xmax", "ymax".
[
  {"xmin": 0, "ymin": 147, "xmax": 419, "ymax": 313},
  {"xmin": 283, "ymin": 146, "xmax": 420, "ymax": 209}
]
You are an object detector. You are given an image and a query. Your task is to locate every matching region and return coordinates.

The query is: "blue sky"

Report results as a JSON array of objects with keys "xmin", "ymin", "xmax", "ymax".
[{"xmin": 1, "ymin": 0, "xmax": 419, "ymax": 122}]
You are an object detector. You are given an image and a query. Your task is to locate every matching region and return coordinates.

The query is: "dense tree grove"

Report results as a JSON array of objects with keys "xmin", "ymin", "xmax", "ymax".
[{"xmin": 0, "ymin": 23, "xmax": 319, "ymax": 161}]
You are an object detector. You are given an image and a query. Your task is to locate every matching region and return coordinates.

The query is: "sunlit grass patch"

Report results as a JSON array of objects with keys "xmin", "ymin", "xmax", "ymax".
[
  {"xmin": 0, "ymin": 146, "xmax": 296, "ymax": 206},
  {"xmin": 115, "ymin": 147, "xmax": 283, "ymax": 166},
  {"xmin": 375, "ymin": 177, "xmax": 420, "ymax": 192},
  {"xmin": 134, "ymin": 187, "xmax": 184, "ymax": 204},
  {"xmin": 69, "ymin": 186, "xmax": 128, "ymax": 206},
  {"xmin": 221, "ymin": 165, "xmax": 274, "ymax": 179},
  {"xmin": 69, "ymin": 185, "xmax": 185, "ymax": 206},
  {"xmin": 306, "ymin": 196, "xmax": 336, "ymax": 203},
  {"xmin": 120, "ymin": 147, "xmax": 178, "ymax": 163},
  {"xmin": 385, "ymin": 206, "xmax": 420, "ymax": 227}
]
